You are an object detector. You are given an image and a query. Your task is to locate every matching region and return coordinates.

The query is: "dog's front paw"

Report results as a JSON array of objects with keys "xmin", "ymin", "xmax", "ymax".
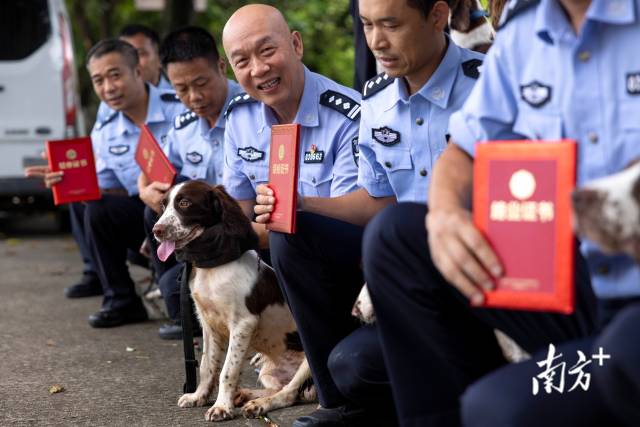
[
  {"xmin": 178, "ymin": 392, "xmax": 208, "ymax": 408},
  {"xmin": 205, "ymin": 404, "xmax": 234, "ymax": 422},
  {"xmin": 241, "ymin": 399, "xmax": 268, "ymax": 418}
]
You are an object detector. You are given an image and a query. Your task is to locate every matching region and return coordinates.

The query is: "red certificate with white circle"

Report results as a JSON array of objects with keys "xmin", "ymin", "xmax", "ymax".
[
  {"xmin": 267, "ymin": 124, "xmax": 300, "ymax": 234},
  {"xmin": 46, "ymin": 137, "xmax": 101, "ymax": 205},
  {"xmin": 473, "ymin": 140, "xmax": 576, "ymax": 314}
]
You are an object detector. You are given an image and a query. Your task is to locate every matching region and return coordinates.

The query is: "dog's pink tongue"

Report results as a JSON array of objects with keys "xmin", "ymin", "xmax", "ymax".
[{"xmin": 157, "ymin": 241, "xmax": 176, "ymax": 262}]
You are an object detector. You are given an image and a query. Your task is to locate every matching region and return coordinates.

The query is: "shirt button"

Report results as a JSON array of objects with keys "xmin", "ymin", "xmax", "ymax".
[
  {"xmin": 420, "ymin": 169, "xmax": 427, "ymax": 177},
  {"xmin": 384, "ymin": 161, "xmax": 392, "ymax": 168},
  {"xmin": 192, "ymin": 173, "xmax": 197, "ymax": 178},
  {"xmin": 213, "ymin": 140, "xmax": 220, "ymax": 147},
  {"xmin": 416, "ymin": 118, "xmax": 424, "ymax": 126},
  {"xmin": 578, "ymin": 51, "xmax": 591, "ymax": 62},
  {"xmin": 311, "ymin": 177, "xmax": 316, "ymax": 184},
  {"xmin": 218, "ymin": 173, "xmax": 222, "ymax": 178},
  {"xmin": 250, "ymin": 174, "xmax": 256, "ymax": 180},
  {"xmin": 587, "ymin": 132, "xmax": 599, "ymax": 144}
]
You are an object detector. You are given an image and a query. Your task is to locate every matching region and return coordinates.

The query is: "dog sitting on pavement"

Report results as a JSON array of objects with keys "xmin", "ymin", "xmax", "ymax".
[{"xmin": 152, "ymin": 180, "xmax": 314, "ymax": 422}]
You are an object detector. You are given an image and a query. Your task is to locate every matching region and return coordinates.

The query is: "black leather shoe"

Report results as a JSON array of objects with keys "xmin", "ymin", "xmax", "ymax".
[
  {"xmin": 88, "ymin": 304, "xmax": 148, "ymax": 328},
  {"xmin": 158, "ymin": 320, "xmax": 183, "ymax": 340},
  {"xmin": 64, "ymin": 274, "xmax": 102, "ymax": 298},
  {"xmin": 293, "ymin": 405, "xmax": 383, "ymax": 427}
]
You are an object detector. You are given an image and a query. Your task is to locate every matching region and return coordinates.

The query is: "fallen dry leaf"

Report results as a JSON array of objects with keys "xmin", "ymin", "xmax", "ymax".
[
  {"xmin": 46, "ymin": 340, "xmax": 56, "ymax": 347},
  {"xmin": 48, "ymin": 385, "xmax": 65, "ymax": 394}
]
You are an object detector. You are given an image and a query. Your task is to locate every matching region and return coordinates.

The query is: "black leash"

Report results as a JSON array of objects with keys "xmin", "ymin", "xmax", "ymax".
[{"xmin": 180, "ymin": 261, "xmax": 198, "ymax": 393}]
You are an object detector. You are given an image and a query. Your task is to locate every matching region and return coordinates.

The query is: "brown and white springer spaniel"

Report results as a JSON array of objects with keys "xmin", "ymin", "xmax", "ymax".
[{"xmin": 153, "ymin": 180, "xmax": 314, "ymax": 422}]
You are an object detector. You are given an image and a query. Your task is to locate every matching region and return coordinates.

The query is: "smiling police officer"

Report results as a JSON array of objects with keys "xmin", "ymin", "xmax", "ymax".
[
  {"xmin": 137, "ymin": 26, "xmax": 242, "ymax": 340},
  {"xmin": 252, "ymin": 0, "xmax": 484, "ymax": 425},
  {"xmin": 221, "ymin": 4, "xmax": 360, "ymax": 250},
  {"xmin": 82, "ymin": 39, "xmax": 183, "ymax": 328}
]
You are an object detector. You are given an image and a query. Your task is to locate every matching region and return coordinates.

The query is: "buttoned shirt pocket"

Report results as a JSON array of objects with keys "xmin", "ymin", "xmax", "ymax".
[
  {"xmin": 513, "ymin": 112, "xmax": 563, "ymax": 140},
  {"xmin": 246, "ymin": 162, "xmax": 269, "ymax": 189},
  {"xmin": 615, "ymin": 101, "xmax": 640, "ymax": 168},
  {"xmin": 377, "ymin": 148, "xmax": 414, "ymax": 199},
  {"xmin": 180, "ymin": 163, "xmax": 208, "ymax": 181},
  {"xmin": 299, "ymin": 164, "xmax": 333, "ymax": 197}
]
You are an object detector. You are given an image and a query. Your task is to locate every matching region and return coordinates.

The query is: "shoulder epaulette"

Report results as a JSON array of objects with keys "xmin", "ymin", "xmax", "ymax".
[
  {"xmin": 462, "ymin": 59, "xmax": 483, "ymax": 79},
  {"xmin": 174, "ymin": 110, "xmax": 198, "ymax": 130},
  {"xmin": 319, "ymin": 90, "xmax": 361, "ymax": 121},
  {"xmin": 224, "ymin": 93, "xmax": 257, "ymax": 117},
  {"xmin": 498, "ymin": 0, "xmax": 540, "ymax": 29},
  {"xmin": 362, "ymin": 73, "xmax": 394, "ymax": 100},
  {"xmin": 160, "ymin": 92, "xmax": 181, "ymax": 103},
  {"xmin": 95, "ymin": 110, "xmax": 118, "ymax": 131}
]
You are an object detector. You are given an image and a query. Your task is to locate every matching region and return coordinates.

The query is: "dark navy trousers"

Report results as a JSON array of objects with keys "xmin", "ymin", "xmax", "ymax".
[
  {"xmin": 81, "ymin": 195, "xmax": 146, "ymax": 310},
  {"xmin": 69, "ymin": 202, "xmax": 97, "ymax": 278},
  {"xmin": 364, "ymin": 203, "xmax": 600, "ymax": 427},
  {"xmin": 143, "ymin": 206, "xmax": 181, "ymax": 320},
  {"xmin": 270, "ymin": 212, "xmax": 397, "ymax": 419}
]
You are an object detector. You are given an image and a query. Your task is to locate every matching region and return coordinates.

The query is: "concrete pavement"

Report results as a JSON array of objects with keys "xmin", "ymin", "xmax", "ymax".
[{"xmin": 0, "ymin": 215, "xmax": 314, "ymax": 426}]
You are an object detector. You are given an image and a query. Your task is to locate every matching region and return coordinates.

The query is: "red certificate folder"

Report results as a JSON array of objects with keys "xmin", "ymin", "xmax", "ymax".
[
  {"xmin": 135, "ymin": 124, "xmax": 176, "ymax": 185},
  {"xmin": 45, "ymin": 137, "xmax": 101, "ymax": 205},
  {"xmin": 473, "ymin": 140, "xmax": 576, "ymax": 314},
  {"xmin": 266, "ymin": 124, "xmax": 300, "ymax": 234}
]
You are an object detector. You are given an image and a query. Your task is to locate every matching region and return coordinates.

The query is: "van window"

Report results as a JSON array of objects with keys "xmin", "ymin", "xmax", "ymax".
[{"xmin": 0, "ymin": 0, "xmax": 51, "ymax": 60}]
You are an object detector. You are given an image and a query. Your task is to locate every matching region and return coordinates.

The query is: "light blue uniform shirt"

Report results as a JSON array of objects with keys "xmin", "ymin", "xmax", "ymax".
[
  {"xmin": 223, "ymin": 66, "xmax": 360, "ymax": 201},
  {"xmin": 96, "ymin": 74, "xmax": 173, "ymax": 122},
  {"xmin": 165, "ymin": 80, "xmax": 242, "ymax": 185},
  {"xmin": 449, "ymin": 0, "xmax": 640, "ymax": 298},
  {"xmin": 358, "ymin": 38, "xmax": 483, "ymax": 204},
  {"xmin": 91, "ymin": 83, "xmax": 185, "ymax": 195}
]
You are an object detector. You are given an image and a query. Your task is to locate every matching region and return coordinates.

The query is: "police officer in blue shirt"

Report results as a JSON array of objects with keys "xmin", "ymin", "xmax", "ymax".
[
  {"xmin": 137, "ymin": 26, "xmax": 242, "ymax": 340},
  {"xmin": 96, "ymin": 24, "xmax": 173, "ymax": 122},
  {"xmin": 362, "ymin": 0, "xmax": 640, "ymax": 425},
  {"xmin": 221, "ymin": 4, "xmax": 360, "ymax": 245},
  {"xmin": 252, "ymin": 0, "xmax": 483, "ymax": 424},
  {"xmin": 79, "ymin": 39, "xmax": 183, "ymax": 328}
]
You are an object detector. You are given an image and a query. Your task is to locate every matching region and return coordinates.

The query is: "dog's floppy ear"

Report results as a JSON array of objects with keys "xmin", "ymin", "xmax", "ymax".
[
  {"xmin": 449, "ymin": 0, "xmax": 471, "ymax": 32},
  {"xmin": 206, "ymin": 187, "xmax": 223, "ymax": 224}
]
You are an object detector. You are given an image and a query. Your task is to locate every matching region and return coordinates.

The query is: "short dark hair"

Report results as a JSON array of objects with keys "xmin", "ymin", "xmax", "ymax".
[
  {"xmin": 406, "ymin": 0, "xmax": 448, "ymax": 18},
  {"xmin": 86, "ymin": 38, "xmax": 139, "ymax": 69},
  {"xmin": 119, "ymin": 24, "xmax": 161, "ymax": 47},
  {"xmin": 160, "ymin": 26, "xmax": 221, "ymax": 69}
]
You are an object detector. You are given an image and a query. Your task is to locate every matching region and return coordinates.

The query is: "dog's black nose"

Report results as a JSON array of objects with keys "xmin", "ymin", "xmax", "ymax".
[
  {"xmin": 572, "ymin": 188, "xmax": 600, "ymax": 213},
  {"xmin": 152, "ymin": 223, "xmax": 165, "ymax": 239}
]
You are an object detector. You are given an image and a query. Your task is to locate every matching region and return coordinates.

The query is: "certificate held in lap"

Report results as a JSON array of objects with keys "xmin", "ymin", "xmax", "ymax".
[
  {"xmin": 473, "ymin": 140, "xmax": 576, "ymax": 314},
  {"xmin": 267, "ymin": 124, "xmax": 300, "ymax": 234},
  {"xmin": 46, "ymin": 136, "xmax": 101, "ymax": 205},
  {"xmin": 135, "ymin": 124, "xmax": 176, "ymax": 185}
]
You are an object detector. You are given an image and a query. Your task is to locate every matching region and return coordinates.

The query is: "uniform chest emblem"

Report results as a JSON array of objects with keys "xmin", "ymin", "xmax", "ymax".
[
  {"xmin": 108, "ymin": 145, "xmax": 129, "ymax": 155},
  {"xmin": 351, "ymin": 137, "xmax": 359, "ymax": 167},
  {"xmin": 186, "ymin": 151, "xmax": 203, "ymax": 164},
  {"xmin": 520, "ymin": 81, "xmax": 552, "ymax": 108},
  {"xmin": 238, "ymin": 146, "xmax": 265, "ymax": 162},
  {"xmin": 627, "ymin": 72, "xmax": 640, "ymax": 95},
  {"xmin": 304, "ymin": 144, "xmax": 325, "ymax": 163},
  {"xmin": 372, "ymin": 126, "xmax": 401, "ymax": 146}
]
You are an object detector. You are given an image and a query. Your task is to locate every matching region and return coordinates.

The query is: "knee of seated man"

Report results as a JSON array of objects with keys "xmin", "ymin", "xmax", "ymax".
[
  {"xmin": 462, "ymin": 376, "xmax": 536, "ymax": 427},
  {"xmin": 84, "ymin": 199, "xmax": 111, "ymax": 228},
  {"xmin": 593, "ymin": 303, "xmax": 640, "ymax": 388},
  {"xmin": 327, "ymin": 342, "xmax": 373, "ymax": 400}
]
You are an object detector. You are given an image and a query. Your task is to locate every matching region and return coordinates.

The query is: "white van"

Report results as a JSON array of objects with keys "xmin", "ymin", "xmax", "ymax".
[{"xmin": 0, "ymin": 0, "xmax": 85, "ymax": 211}]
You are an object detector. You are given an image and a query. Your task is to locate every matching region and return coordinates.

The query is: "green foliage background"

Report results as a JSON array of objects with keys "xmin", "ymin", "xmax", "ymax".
[{"xmin": 65, "ymin": 0, "xmax": 354, "ymax": 127}]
